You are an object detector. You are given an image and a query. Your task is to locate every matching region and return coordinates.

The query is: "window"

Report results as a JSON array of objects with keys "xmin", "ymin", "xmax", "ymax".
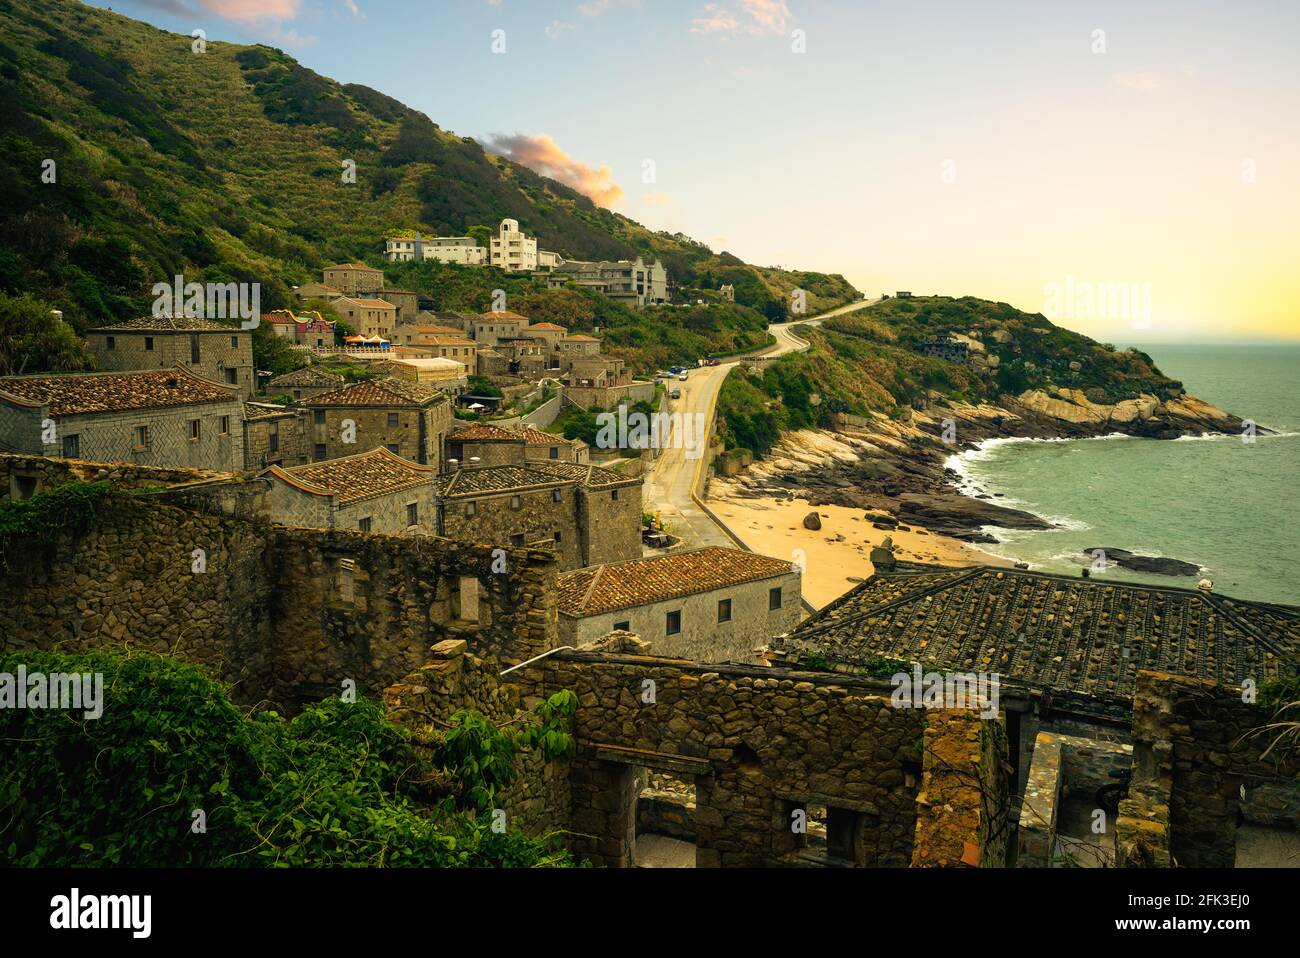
[
  {"xmin": 190, "ymin": 335, "xmax": 200, "ymax": 364},
  {"xmin": 314, "ymin": 410, "xmax": 326, "ymax": 425},
  {"xmin": 61, "ymin": 434, "xmax": 80, "ymax": 459},
  {"xmin": 406, "ymin": 503, "xmax": 419, "ymax": 526},
  {"xmin": 219, "ymin": 416, "xmax": 230, "ymax": 435},
  {"xmin": 465, "ymin": 501, "xmax": 477, "ymax": 517},
  {"xmin": 613, "ymin": 620, "xmax": 630, "ymax": 632},
  {"xmin": 387, "ymin": 444, "xmax": 400, "ymax": 455},
  {"xmin": 314, "ymin": 443, "xmax": 327, "ymax": 460},
  {"xmin": 549, "ymin": 447, "xmax": 558, "ymax": 459},
  {"xmin": 268, "ymin": 425, "xmax": 279, "ymax": 453},
  {"xmin": 551, "ymin": 488, "xmax": 562, "ymax": 503},
  {"xmin": 224, "ymin": 368, "xmax": 237, "ymax": 385},
  {"xmin": 769, "ymin": 586, "xmax": 783, "ymax": 611},
  {"xmin": 358, "ymin": 517, "xmax": 372, "ymax": 532},
  {"xmin": 105, "ymin": 336, "xmax": 115, "ymax": 351},
  {"xmin": 189, "ymin": 419, "xmax": 201, "ymax": 441},
  {"xmin": 509, "ymin": 534, "xmax": 524, "ymax": 548},
  {"xmin": 666, "ymin": 610, "xmax": 682, "ymax": 635},
  {"xmin": 12, "ymin": 475, "xmax": 39, "ymax": 500},
  {"xmin": 553, "ymin": 531, "xmax": 562, "ymax": 543},
  {"xmin": 133, "ymin": 425, "xmax": 150, "ymax": 449},
  {"xmin": 293, "ymin": 390, "xmax": 302, "ymax": 399},
  {"xmin": 387, "ymin": 412, "xmax": 399, "ymax": 427},
  {"xmin": 230, "ymin": 336, "xmax": 238, "ymax": 349},
  {"xmin": 718, "ymin": 598, "xmax": 733, "ymax": 623},
  {"xmin": 612, "ymin": 488, "xmax": 619, "ymax": 501},
  {"xmin": 510, "ymin": 495, "xmax": 522, "ymax": 510},
  {"xmin": 144, "ymin": 337, "xmax": 154, "ymax": 351}
]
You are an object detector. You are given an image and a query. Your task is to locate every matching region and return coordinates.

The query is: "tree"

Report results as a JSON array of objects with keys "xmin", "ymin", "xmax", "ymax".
[{"xmin": 0, "ymin": 291, "xmax": 94, "ymax": 376}]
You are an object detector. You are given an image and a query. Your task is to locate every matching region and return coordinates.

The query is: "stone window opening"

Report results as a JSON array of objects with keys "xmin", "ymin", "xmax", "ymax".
[
  {"xmin": 106, "ymin": 336, "xmax": 115, "ymax": 351},
  {"xmin": 614, "ymin": 619, "xmax": 630, "ymax": 632},
  {"xmin": 10, "ymin": 473, "xmax": 40, "ymax": 500},
  {"xmin": 387, "ymin": 413, "xmax": 399, "ymax": 427},
  {"xmin": 551, "ymin": 488, "xmax": 562, "ymax": 503},
  {"xmin": 335, "ymin": 558, "xmax": 356, "ymax": 605},
  {"xmin": 612, "ymin": 488, "xmax": 619, "ymax": 501},
  {"xmin": 510, "ymin": 495, "xmax": 522, "ymax": 510},
  {"xmin": 451, "ymin": 575, "xmax": 488, "ymax": 625},
  {"xmin": 465, "ymin": 500, "xmax": 477, "ymax": 517},
  {"xmin": 406, "ymin": 502, "xmax": 419, "ymax": 527},
  {"xmin": 666, "ymin": 609, "xmax": 682, "ymax": 635},
  {"xmin": 358, "ymin": 516, "xmax": 372, "ymax": 532},
  {"xmin": 314, "ymin": 409, "xmax": 326, "ymax": 425},
  {"xmin": 144, "ymin": 336, "xmax": 154, "ymax": 351},
  {"xmin": 769, "ymin": 586, "xmax": 783, "ymax": 611}
]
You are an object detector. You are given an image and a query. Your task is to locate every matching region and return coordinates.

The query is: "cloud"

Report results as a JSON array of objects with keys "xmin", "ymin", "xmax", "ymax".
[
  {"xmin": 485, "ymin": 133, "xmax": 624, "ymax": 208},
  {"xmin": 545, "ymin": 19, "xmax": 575, "ymax": 38},
  {"xmin": 691, "ymin": 0, "xmax": 790, "ymax": 35},
  {"xmin": 343, "ymin": 0, "xmax": 360, "ymax": 15},
  {"xmin": 199, "ymin": 0, "xmax": 302, "ymax": 22}
]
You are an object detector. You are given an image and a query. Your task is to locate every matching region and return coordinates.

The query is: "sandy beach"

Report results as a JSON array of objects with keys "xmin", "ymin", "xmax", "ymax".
[{"xmin": 706, "ymin": 490, "xmax": 1012, "ymax": 609}]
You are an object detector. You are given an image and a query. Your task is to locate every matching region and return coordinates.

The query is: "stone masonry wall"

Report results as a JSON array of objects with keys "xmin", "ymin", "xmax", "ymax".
[{"xmin": 1118, "ymin": 670, "xmax": 1300, "ymax": 868}]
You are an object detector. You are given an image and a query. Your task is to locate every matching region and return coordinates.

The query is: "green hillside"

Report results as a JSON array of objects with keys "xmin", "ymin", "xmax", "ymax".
[
  {"xmin": 718, "ymin": 295, "xmax": 1184, "ymax": 455},
  {"xmin": 0, "ymin": 0, "xmax": 859, "ymax": 350}
]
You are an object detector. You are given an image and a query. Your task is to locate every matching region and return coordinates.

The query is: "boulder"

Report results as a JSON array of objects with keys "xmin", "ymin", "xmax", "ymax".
[
  {"xmin": 1084, "ymin": 547, "xmax": 1200, "ymax": 577},
  {"xmin": 802, "ymin": 511, "xmax": 822, "ymax": 530}
]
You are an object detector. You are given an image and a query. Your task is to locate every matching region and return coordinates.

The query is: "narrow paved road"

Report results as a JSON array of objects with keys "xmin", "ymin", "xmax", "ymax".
[{"xmin": 643, "ymin": 297, "xmax": 879, "ymax": 550}]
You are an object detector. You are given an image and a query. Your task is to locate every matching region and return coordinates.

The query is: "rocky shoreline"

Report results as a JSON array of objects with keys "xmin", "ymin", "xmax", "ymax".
[{"xmin": 714, "ymin": 386, "xmax": 1248, "ymax": 554}]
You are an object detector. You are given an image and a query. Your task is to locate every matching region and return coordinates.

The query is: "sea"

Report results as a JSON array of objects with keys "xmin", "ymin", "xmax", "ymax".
[{"xmin": 947, "ymin": 344, "xmax": 1300, "ymax": 606}]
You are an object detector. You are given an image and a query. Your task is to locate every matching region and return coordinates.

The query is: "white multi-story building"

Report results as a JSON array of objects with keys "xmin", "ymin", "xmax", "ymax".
[
  {"xmin": 383, "ymin": 234, "xmax": 487, "ymax": 266},
  {"xmin": 490, "ymin": 219, "xmax": 537, "ymax": 273}
]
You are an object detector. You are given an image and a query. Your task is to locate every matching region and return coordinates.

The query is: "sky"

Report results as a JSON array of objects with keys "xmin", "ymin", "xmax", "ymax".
[{"xmin": 89, "ymin": 0, "xmax": 1300, "ymax": 343}]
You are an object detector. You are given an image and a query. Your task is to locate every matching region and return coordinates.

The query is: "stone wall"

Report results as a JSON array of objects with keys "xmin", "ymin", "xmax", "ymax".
[
  {"xmin": 0, "ymin": 454, "xmax": 235, "ymax": 499},
  {"xmin": 305, "ymin": 402, "xmax": 451, "ymax": 470},
  {"xmin": 442, "ymin": 483, "xmax": 583, "ymax": 569},
  {"xmin": 525, "ymin": 652, "xmax": 935, "ymax": 867},
  {"xmin": 1, "ymin": 473, "xmax": 560, "ymax": 712},
  {"xmin": 87, "ymin": 329, "xmax": 255, "ymax": 400},
  {"xmin": 577, "ymin": 483, "xmax": 643, "ymax": 568},
  {"xmin": 1118, "ymin": 670, "xmax": 1300, "ymax": 868},
  {"xmin": 243, "ymin": 411, "xmax": 308, "ymax": 470}
]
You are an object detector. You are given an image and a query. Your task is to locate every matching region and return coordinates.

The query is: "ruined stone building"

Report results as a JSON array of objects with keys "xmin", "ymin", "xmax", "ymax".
[
  {"xmin": 260, "ymin": 447, "xmax": 436, "ymax": 535},
  {"xmin": 0, "ymin": 368, "xmax": 245, "ymax": 471},
  {"xmin": 86, "ymin": 316, "xmax": 255, "ymax": 399},
  {"xmin": 263, "ymin": 366, "xmax": 345, "ymax": 401},
  {"xmin": 556, "ymin": 547, "xmax": 802, "ymax": 662},
  {"xmin": 438, "ymin": 460, "xmax": 642, "ymax": 571},
  {"xmin": 242, "ymin": 401, "xmax": 307, "ymax": 470},
  {"xmin": 301, "ymin": 377, "xmax": 453, "ymax": 469}
]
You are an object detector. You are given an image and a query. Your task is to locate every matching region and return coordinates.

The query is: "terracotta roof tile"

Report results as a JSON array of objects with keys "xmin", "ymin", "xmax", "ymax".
[
  {"xmin": 452, "ymin": 424, "xmax": 525, "ymax": 442},
  {"xmin": 266, "ymin": 366, "xmax": 345, "ymax": 388},
  {"xmin": 0, "ymin": 367, "xmax": 239, "ymax": 415},
  {"xmin": 478, "ymin": 310, "xmax": 530, "ymax": 321},
  {"xmin": 91, "ymin": 316, "xmax": 244, "ymax": 332},
  {"xmin": 441, "ymin": 460, "xmax": 635, "ymax": 496},
  {"xmin": 262, "ymin": 447, "xmax": 432, "ymax": 504},
  {"xmin": 557, "ymin": 547, "xmax": 795, "ymax": 616},
  {"xmin": 305, "ymin": 377, "xmax": 446, "ymax": 407}
]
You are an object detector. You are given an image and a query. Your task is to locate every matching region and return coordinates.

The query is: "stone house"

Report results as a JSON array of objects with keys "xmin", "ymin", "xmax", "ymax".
[
  {"xmin": 322, "ymin": 263, "xmax": 385, "ymax": 296},
  {"xmin": 332, "ymin": 296, "xmax": 398, "ymax": 340},
  {"xmin": 0, "ymin": 367, "xmax": 244, "ymax": 471},
  {"xmin": 260, "ymin": 446, "xmax": 436, "ymax": 535},
  {"xmin": 292, "ymin": 282, "xmax": 342, "ymax": 304},
  {"xmin": 469, "ymin": 311, "xmax": 529, "ymax": 346},
  {"xmin": 404, "ymin": 335, "xmax": 477, "ymax": 369},
  {"xmin": 447, "ymin": 423, "xmax": 588, "ymax": 469},
  {"xmin": 369, "ymin": 358, "xmax": 468, "ymax": 395},
  {"xmin": 391, "ymin": 323, "xmax": 465, "ymax": 346},
  {"xmin": 302, "ymin": 377, "xmax": 452, "ymax": 469},
  {"xmin": 264, "ymin": 366, "xmax": 345, "ymax": 401},
  {"xmin": 242, "ymin": 402, "xmax": 307, "ymax": 471},
  {"xmin": 438, "ymin": 460, "xmax": 642, "ymax": 570},
  {"xmin": 86, "ymin": 316, "xmax": 255, "ymax": 399},
  {"xmin": 555, "ymin": 547, "xmax": 802, "ymax": 662},
  {"xmin": 521, "ymin": 427, "xmax": 588, "ymax": 464},
  {"xmin": 559, "ymin": 334, "xmax": 602, "ymax": 358},
  {"xmin": 357, "ymin": 287, "xmax": 420, "ymax": 324}
]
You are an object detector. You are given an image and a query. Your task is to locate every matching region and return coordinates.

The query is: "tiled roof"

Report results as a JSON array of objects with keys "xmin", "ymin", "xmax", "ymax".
[
  {"xmin": 557, "ymin": 547, "xmax": 796, "ymax": 616},
  {"xmin": 775, "ymin": 564, "xmax": 1300, "ymax": 709},
  {"xmin": 266, "ymin": 366, "xmax": 345, "ymax": 388},
  {"xmin": 562, "ymin": 334, "xmax": 599, "ymax": 342},
  {"xmin": 305, "ymin": 377, "xmax": 446, "ymax": 407},
  {"xmin": 452, "ymin": 424, "xmax": 525, "ymax": 442},
  {"xmin": 520, "ymin": 427, "xmax": 575, "ymax": 446},
  {"xmin": 90, "ymin": 316, "xmax": 242, "ymax": 333},
  {"xmin": 478, "ymin": 311, "xmax": 530, "ymax": 321},
  {"xmin": 440, "ymin": 460, "xmax": 635, "ymax": 496},
  {"xmin": 327, "ymin": 263, "xmax": 382, "ymax": 271},
  {"xmin": 350, "ymin": 298, "xmax": 396, "ymax": 309},
  {"xmin": 262, "ymin": 447, "xmax": 432, "ymax": 505},
  {"xmin": 409, "ymin": 336, "xmax": 476, "ymax": 346},
  {"xmin": 0, "ymin": 367, "xmax": 238, "ymax": 415},
  {"xmin": 528, "ymin": 323, "xmax": 568, "ymax": 331},
  {"xmin": 399, "ymin": 325, "xmax": 463, "ymax": 335},
  {"xmin": 242, "ymin": 401, "xmax": 296, "ymax": 422}
]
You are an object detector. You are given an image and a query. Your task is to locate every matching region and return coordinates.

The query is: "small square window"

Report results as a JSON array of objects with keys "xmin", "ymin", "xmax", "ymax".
[
  {"xmin": 509, "ymin": 534, "xmax": 524, "ymax": 548},
  {"xmin": 613, "ymin": 620, "xmax": 630, "ymax": 632},
  {"xmin": 219, "ymin": 416, "xmax": 230, "ymax": 435},
  {"xmin": 230, "ymin": 336, "xmax": 238, "ymax": 349},
  {"xmin": 387, "ymin": 412, "xmax": 399, "ymax": 427},
  {"xmin": 553, "ymin": 531, "xmax": 562, "ymax": 543},
  {"xmin": 224, "ymin": 368, "xmax": 238, "ymax": 385},
  {"xmin": 387, "ymin": 444, "xmax": 400, "ymax": 455},
  {"xmin": 666, "ymin": 610, "xmax": 682, "ymax": 635},
  {"xmin": 314, "ymin": 410, "xmax": 326, "ymax": 425},
  {"xmin": 612, "ymin": 488, "xmax": 619, "ymax": 501},
  {"xmin": 406, "ymin": 502, "xmax": 419, "ymax": 526},
  {"xmin": 358, "ymin": 517, "xmax": 372, "ymax": 532},
  {"xmin": 769, "ymin": 586, "xmax": 783, "ymax": 611},
  {"xmin": 549, "ymin": 447, "xmax": 558, "ymax": 459},
  {"xmin": 510, "ymin": 495, "xmax": 522, "ymax": 510},
  {"xmin": 134, "ymin": 425, "xmax": 150, "ymax": 449},
  {"xmin": 718, "ymin": 598, "xmax": 733, "ymax": 623},
  {"xmin": 105, "ymin": 336, "xmax": 116, "ymax": 351},
  {"xmin": 314, "ymin": 443, "xmax": 327, "ymax": 460},
  {"xmin": 465, "ymin": 501, "xmax": 477, "ymax": 517},
  {"xmin": 61, "ymin": 434, "xmax": 80, "ymax": 458},
  {"xmin": 144, "ymin": 337, "xmax": 154, "ymax": 351},
  {"xmin": 189, "ymin": 419, "xmax": 201, "ymax": 441},
  {"xmin": 551, "ymin": 488, "xmax": 562, "ymax": 503}
]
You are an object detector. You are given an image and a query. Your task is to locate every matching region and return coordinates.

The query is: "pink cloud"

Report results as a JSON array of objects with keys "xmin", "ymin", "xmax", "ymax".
[
  {"xmin": 486, "ymin": 133, "xmax": 624, "ymax": 208},
  {"xmin": 200, "ymin": 0, "xmax": 301, "ymax": 22}
]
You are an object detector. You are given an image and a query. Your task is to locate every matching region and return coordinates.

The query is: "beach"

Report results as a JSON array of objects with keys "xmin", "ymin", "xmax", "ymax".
[{"xmin": 706, "ymin": 488, "xmax": 1011, "ymax": 609}]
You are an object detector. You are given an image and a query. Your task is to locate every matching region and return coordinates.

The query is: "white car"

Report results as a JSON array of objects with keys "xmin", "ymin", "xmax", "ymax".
[{"xmin": 677, "ymin": 373, "xmax": 688, "ymax": 381}]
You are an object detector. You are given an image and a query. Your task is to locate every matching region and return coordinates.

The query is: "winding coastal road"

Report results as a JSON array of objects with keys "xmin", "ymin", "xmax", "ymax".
[{"xmin": 642, "ymin": 297, "xmax": 879, "ymax": 551}]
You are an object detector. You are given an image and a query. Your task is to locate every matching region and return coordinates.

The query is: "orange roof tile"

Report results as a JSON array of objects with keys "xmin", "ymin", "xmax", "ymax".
[
  {"xmin": 261, "ymin": 447, "xmax": 432, "ymax": 504},
  {"xmin": 0, "ymin": 367, "xmax": 238, "ymax": 415}
]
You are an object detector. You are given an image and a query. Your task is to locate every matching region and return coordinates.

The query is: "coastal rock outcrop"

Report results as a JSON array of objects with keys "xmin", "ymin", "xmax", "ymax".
[{"xmin": 1084, "ymin": 548, "xmax": 1201, "ymax": 577}]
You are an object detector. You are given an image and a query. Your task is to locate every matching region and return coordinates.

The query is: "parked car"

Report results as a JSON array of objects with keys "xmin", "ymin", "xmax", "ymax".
[
  {"xmin": 677, "ymin": 373, "xmax": 688, "ymax": 381},
  {"xmin": 669, "ymin": 366, "xmax": 684, "ymax": 374},
  {"xmin": 655, "ymin": 371, "xmax": 672, "ymax": 380},
  {"xmin": 707, "ymin": 359, "xmax": 721, "ymax": 367},
  {"xmin": 670, "ymin": 388, "xmax": 681, "ymax": 399}
]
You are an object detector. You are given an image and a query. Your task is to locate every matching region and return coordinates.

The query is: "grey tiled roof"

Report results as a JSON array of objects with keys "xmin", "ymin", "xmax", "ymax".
[{"xmin": 776, "ymin": 564, "xmax": 1300, "ymax": 707}]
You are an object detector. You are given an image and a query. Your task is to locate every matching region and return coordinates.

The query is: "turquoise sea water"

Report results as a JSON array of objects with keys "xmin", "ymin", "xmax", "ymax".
[{"xmin": 951, "ymin": 344, "xmax": 1300, "ymax": 605}]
